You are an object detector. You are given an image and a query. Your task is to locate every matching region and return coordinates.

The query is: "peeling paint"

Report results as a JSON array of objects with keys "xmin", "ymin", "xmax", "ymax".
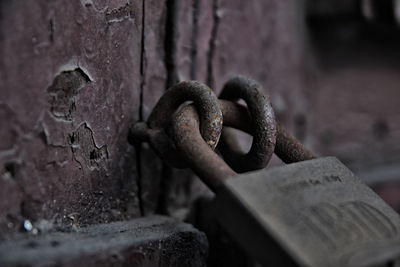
[
  {"xmin": 69, "ymin": 123, "xmax": 108, "ymax": 171},
  {"xmin": 0, "ymin": 1, "xmax": 142, "ymax": 238},
  {"xmin": 80, "ymin": 0, "xmax": 93, "ymax": 8},
  {"xmin": 105, "ymin": 3, "xmax": 134, "ymax": 24},
  {"xmin": 0, "ymin": 103, "xmax": 18, "ymax": 152},
  {"xmin": 46, "ymin": 68, "xmax": 91, "ymax": 121},
  {"xmin": 39, "ymin": 122, "xmax": 50, "ymax": 145},
  {"xmin": 1, "ymin": 162, "xmax": 18, "ymax": 180},
  {"xmin": 56, "ymin": 61, "xmax": 93, "ymax": 82}
]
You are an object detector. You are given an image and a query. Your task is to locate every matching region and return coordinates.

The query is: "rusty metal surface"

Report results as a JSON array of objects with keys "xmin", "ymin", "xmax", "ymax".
[
  {"xmin": 168, "ymin": 100, "xmax": 315, "ymax": 192},
  {"xmin": 218, "ymin": 76, "xmax": 277, "ymax": 172},
  {"xmin": 275, "ymin": 122, "xmax": 316, "ymax": 163},
  {"xmin": 172, "ymin": 105, "xmax": 236, "ymax": 192},
  {"xmin": 148, "ymin": 81, "xmax": 223, "ymax": 149},
  {"xmin": 218, "ymin": 100, "xmax": 315, "ymax": 164},
  {"xmin": 129, "ymin": 77, "xmax": 315, "ymax": 178},
  {"xmin": 129, "ymin": 81, "xmax": 223, "ymax": 168}
]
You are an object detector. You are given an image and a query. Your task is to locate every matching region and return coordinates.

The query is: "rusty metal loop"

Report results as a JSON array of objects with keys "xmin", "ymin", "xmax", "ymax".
[
  {"xmin": 148, "ymin": 81, "xmax": 223, "ymax": 149},
  {"xmin": 171, "ymin": 100, "xmax": 316, "ymax": 192},
  {"xmin": 218, "ymin": 100, "xmax": 316, "ymax": 163},
  {"xmin": 129, "ymin": 78, "xmax": 315, "ymax": 171},
  {"xmin": 274, "ymin": 122, "xmax": 316, "ymax": 163},
  {"xmin": 218, "ymin": 76, "xmax": 277, "ymax": 173},
  {"xmin": 129, "ymin": 81, "xmax": 223, "ymax": 168},
  {"xmin": 172, "ymin": 104, "xmax": 236, "ymax": 192}
]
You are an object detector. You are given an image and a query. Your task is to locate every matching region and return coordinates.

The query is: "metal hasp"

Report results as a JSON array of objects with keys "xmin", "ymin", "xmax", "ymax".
[{"xmin": 214, "ymin": 157, "xmax": 400, "ymax": 267}]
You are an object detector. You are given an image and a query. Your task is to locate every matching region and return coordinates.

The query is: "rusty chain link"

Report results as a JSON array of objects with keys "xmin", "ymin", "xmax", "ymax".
[
  {"xmin": 172, "ymin": 104, "xmax": 236, "ymax": 191},
  {"xmin": 128, "ymin": 77, "xmax": 315, "ymax": 186},
  {"xmin": 171, "ymin": 101, "xmax": 315, "ymax": 192},
  {"xmin": 129, "ymin": 81, "xmax": 222, "ymax": 168},
  {"xmin": 218, "ymin": 76, "xmax": 276, "ymax": 173},
  {"xmin": 218, "ymin": 100, "xmax": 315, "ymax": 164}
]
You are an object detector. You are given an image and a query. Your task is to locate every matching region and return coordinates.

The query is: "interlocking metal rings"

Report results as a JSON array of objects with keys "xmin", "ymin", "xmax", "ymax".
[
  {"xmin": 129, "ymin": 76, "xmax": 316, "ymax": 179},
  {"xmin": 129, "ymin": 81, "xmax": 223, "ymax": 168},
  {"xmin": 172, "ymin": 104, "xmax": 236, "ymax": 192}
]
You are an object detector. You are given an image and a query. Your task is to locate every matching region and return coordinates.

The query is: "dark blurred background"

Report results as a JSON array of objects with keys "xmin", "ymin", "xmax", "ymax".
[{"xmin": 305, "ymin": 0, "xmax": 400, "ymax": 211}]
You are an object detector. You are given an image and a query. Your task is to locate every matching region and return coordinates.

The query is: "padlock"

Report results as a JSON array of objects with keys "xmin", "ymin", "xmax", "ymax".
[
  {"xmin": 169, "ymin": 81, "xmax": 400, "ymax": 267},
  {"xmin": 130, "ymin": 77, "xmax": 400, "ymax": 266},
  {"xmin": 214, "ymin": 157, "xmax": 400, "ymax": 267}
]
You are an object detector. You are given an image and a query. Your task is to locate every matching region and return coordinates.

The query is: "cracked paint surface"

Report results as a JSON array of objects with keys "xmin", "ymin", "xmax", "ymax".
[
  {"xmin": 47, "ymin": 68, "xmax": 91, "ymax": 121},
  {"xmin": 69, "ymin": 123, "xmax": 109, "ymax": 171},
  {"xmin": 0, "ymin": 0, "xmax": 143, "ymax": 238}
]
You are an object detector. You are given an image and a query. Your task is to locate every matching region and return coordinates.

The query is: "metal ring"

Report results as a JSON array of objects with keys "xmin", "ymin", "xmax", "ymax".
[
  {"xmin": 216, "ymin": 100, "xmax": 316, "ymax": 164},
  {"xmin": 218, "ymin": 76, "xmax": 277, "ymax": 173},
  {"xmin": 172, "ymin": 104, "xmax": 236, "ymax": 192},
  {"xmin": 129, "ymin": 81, "xmax": 223, "ymax": 168}
]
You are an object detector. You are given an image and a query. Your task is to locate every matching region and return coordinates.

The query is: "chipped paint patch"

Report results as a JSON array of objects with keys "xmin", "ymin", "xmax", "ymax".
[
  {"xmin": 46, "ymin": 68, "xmax": 91, "ymax": 121},
  {"xmin": 69, "ymin": 123, "xmax": 108, "ymax": 171},
  {"xmin": 105, "ymin": 3, "xmax": 134, "ymax": 24}
]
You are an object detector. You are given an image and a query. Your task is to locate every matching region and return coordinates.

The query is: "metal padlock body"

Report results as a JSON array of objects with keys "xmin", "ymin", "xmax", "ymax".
[{"xmin": 214, "ymin": 157, "xmax": 400, "ymax": 267}]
